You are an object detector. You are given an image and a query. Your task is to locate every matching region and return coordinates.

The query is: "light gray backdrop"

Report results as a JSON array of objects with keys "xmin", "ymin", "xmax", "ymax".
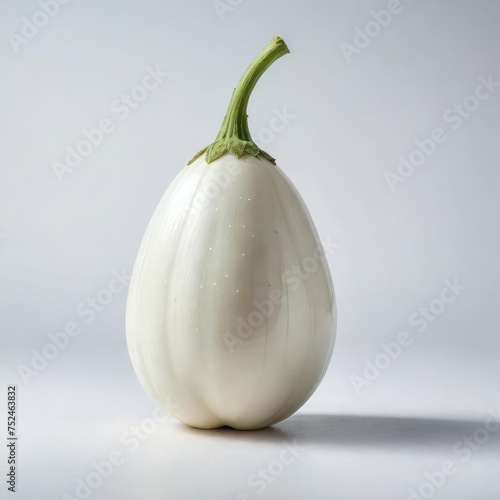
[{"xmin": 1, "ymin": 0, "xmax": 499, "ymax": 499}]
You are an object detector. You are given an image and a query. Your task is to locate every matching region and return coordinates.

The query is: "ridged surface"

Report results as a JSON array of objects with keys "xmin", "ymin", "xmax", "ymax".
[{"xmin": 126, "ymin": 153, "xmax": 336, "ymax": 430}]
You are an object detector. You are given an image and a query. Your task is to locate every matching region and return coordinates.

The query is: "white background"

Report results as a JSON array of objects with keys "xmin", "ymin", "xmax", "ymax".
[{"xmin": 1, "ymin": 0, "xmax": 499, "ymax": 499}]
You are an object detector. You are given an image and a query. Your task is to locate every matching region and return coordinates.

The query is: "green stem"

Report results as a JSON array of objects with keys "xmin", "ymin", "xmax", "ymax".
[{"xmin": 188, "ymin": 36, "xmax": 289, "ymax": 165}]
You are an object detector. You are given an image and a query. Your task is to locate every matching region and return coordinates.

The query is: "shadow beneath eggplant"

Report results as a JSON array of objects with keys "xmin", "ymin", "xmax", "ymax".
[{"xmin": 169, "ymin": 412, "xmax": 500, "ymax": 452}]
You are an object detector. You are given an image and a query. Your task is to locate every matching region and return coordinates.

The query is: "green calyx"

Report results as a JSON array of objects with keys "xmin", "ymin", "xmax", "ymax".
[{"xmin": 188, "ymin": 36, "xmax": 289, "ymax": 166}]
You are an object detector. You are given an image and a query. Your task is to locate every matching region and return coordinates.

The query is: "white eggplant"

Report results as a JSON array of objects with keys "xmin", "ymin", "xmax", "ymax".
[{"xmin": 126, "ymin": 37, "xmax": 336, "ymax": 430}]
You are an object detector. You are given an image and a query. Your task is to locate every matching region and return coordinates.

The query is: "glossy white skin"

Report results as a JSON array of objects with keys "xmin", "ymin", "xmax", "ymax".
[{"xmin": 126, "ymin": 153, "xmax": 336, "ymax": 430}]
